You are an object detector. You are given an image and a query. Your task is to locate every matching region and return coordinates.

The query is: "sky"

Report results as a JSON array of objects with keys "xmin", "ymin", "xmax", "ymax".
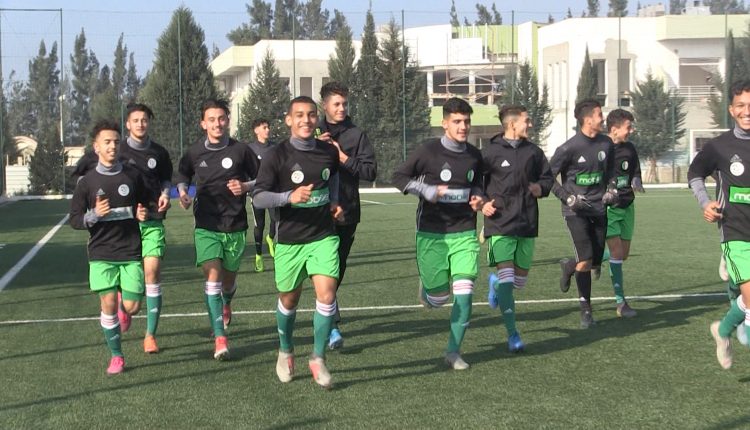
[{"xmin": 0, "ymin": 0, "xmax": 641, "ymax": 81}]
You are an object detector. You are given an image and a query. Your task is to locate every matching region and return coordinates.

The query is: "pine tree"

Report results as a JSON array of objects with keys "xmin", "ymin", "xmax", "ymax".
[
  {"xmin": 69, "ymin": 29, "xmax": 97, "ymax": 146},
  {"xmin": 300, "ymin": 0, "xmax": 329, "ymax": 39},
  {"xmin": 576, "ymin": 46, "xmax": 598, "ymax": 105},
  {"xmin": 587, "ymin": 0, "xmax": 600, "ymax": 16},
  {"xmin": 227, "ymin": 0, "xmax": 273, "ymax": 45},
  {"xmin": 140, "ymin": 7, "xmax": 219, "ymax": 162},
  {"xmin": 125, "ymin": 52, "xmax": 141, "ymax": 102},
  {"xmin": 327, "ymin": 9, "xmax": 348, "ymax": 39},
  {"xmin": 475, "ymin": 4, "xmax": 494, "ymax": 25},
  {"xmin": 631, "ymin": 72, "xmax": 686, "ymax": 183},
  {"xmin": 0, "ymin": 81, "xmax": 11, "ymax": 194},
  {"xmin": 327, "ymin": 13, "xmax": 355, "ymax": 88},
  {"xmin": 548, "ymin": 14, "xmax": 555, "ymax": 23},
  {"xmin": 237, "ymin": 49, "xmax": 291, "ymax": 142},
  {"xmin": 450, "ymin": 0, "xmax": 460, "ymax": 26},
  {"xmin": 351, "ymin": 10, "xmax": 383, "ymax": 133},
  {"xmin": 499, "ymin": 62, "xmax": 553, "ymax": 144},
  {"xmin": 273, "ymin": 0, "xmax": 298, "ymax": 39},
  {"xmin": 669, "ymin": 0, "xmax": 686, "ymax": 14},
  {"xmin": 90, "ymin": 66, "xmax": 120, "ymax": 124},
  {"xmin": 112, "ymin": 34, "xmax": 127, "ymax": 99},
  {"xmin": 608, "ymin": 0, "xmax": 629, "ymax": 17},
  {"xmin": 491, "ymin": 3, "xmax": 503, "ymax": 24},
  {"xmin": 708, "ymin": 29, "xmax": 750, "ymax": 127},
  {"xmin": 567, "ymin": 7, "xmax": 574, "ymax": 18},
  {"xmin": 706, "ymin": 0, "xmax": 747, "ymax": 13}
]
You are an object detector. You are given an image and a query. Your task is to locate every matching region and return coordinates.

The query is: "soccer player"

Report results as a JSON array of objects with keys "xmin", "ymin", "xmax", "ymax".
[
  {"xmin": 248, "ymin": 118, "xmax": 277, "ymax": 273},
  {"xmin": 689, "ymin": 79, "xmax": 750, "ymax": 369},
  {"xmin": 175, "ymin": 99, "xmax": 258, "ymax": 360},
  {"xmin": 603, "ymin": 109, "xmax": 644, "ymax": 318},
  {"xmin": 253, "ymin": 96, "xmax": 342, "ymax": 389},
  {"xmin": 70, "ymin": 119, "xmax": 148, "ymax": 374},
  {"xmin": 550, "ymin": 99, "xmax": 617, "ymax": 328},
  {"xmin": 316, "ymin": 81, "xmax": 377, "ymax": 350},
  {"xmin": 71, "ymin": 104, "xmax": 173, "ymax": 353},
  {"xmin": 392, "ymin": 97, "xmax": 484, "ymax": 370},
  {"xmin": 482, "ymin": 105, "xmax": 553, "ymax": 352}
]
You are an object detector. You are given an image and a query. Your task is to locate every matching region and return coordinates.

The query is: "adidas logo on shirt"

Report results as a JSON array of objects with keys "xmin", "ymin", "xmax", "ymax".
[
  {"xmin": 578, "ymin": 156, "xmax": 586, "ymax": 163},
  {"xmin": 199, "ymin": 161, "xmax": 208, "ymax": 168},
  {"xmin": 501, "ymin": 160, "xmax": 510, "ymax": 167}
]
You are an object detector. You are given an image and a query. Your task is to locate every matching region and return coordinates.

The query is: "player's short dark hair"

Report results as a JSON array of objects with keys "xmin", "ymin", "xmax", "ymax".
[
  {"xmin": 90, "ymin": 119, "xmax": 121, "ymax": 140},
  {"xmin": 126, "ymin": 103, "xmax": 154, "ymax": 120},
  {"xmin": 201, "ymin": 98, "xmax": 230, "ymax": 119},
  {"xmin": 287, "ymin": 96, "xmax": 317, "ymax": 113},
  {"xmin": 730, "ymin": 79, "xmax": 750, "ymax": 104},
  {"xmin": 499, "ymin": 104, "xmax": 527, "ymax": 127},
  {"xmin": 320, "ymin": 81, "xmax": 349, "ymax": 100},
  {"xmin": 574, "ymin": 99, "xmax": 601, "ymax": 126},
  {"xmin": 606, "ymin": 108, "xmax": 634, "ymax": 132},
  {"xmin": 251, "ymin": 118, "xmax": 269, "ymax": 129},
  {"xmin": 443, "ymin": 97, "xmax": 473, "ymax": 118}
]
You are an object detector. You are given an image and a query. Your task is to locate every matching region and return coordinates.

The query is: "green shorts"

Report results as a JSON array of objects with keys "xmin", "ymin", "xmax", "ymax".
[
  {"xmin": 722, "ymin": 241, "xmax": 750, "ymax": 285},
  {"xmin": 194, "ymin": 228, "xmax": 247, "ymax": 272},
  {"xmin": 89, "ymin": 260, "xmax": 144, "ymax": 301},
  {"xmin": 274, "ymin": 235, "xmax": 340, "ymax": 292},
  {"xmin": 607, "ymin": 203, "xmax": 635, "ymax": 240},
  {"xmin": 140, "ymin": 220, "xmax": 166, "ymax": 258},
  {"xmin": 487, "ymin": 235, "xmax": 535, "ymax": 270},
  {"xmin": 416, "ymin": 230, "xmax": 480, "ymax": 293}
]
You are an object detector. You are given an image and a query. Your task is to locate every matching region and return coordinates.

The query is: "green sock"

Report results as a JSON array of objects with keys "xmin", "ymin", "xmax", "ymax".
[
  {"xmin": 102, "ymin": 325, "xmax": 123, "ymax": 357},
  {"xmin": 276, "ymin": 306, "xmax": 296, "ymax": 353},
  {"xmin": 719, "ymin": 298, "xmax": 745, "ymax": 338},
  {"xmin": 222, "ymin": 284, "xmax": 237, "ymax": 305},
  {"xmin": 448, "ymin": 294, "xmax": 472, "ymax": 353},
  {"xmin": 610, "ymin": 261, "xmax": 625, "ymax": 304},
  {"xmin": 496, "ymin": 281, "xmax": 517, "ymax": 336},
  {"xmin": 206, "ymin": 293, "xmax": 225, "ymax": 337},
  {"xmin": 313, "ymin": 310, "xmax": 335, "ymax": 358},
  {"xmin": 146, "ymin": 295, "xmax": 162, "ymax": 335}
]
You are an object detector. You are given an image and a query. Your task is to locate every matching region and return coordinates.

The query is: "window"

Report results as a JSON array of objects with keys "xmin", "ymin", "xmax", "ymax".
[
  {"xmin": 300, "ymin": 77, "xmax": 313, "ymax": 98},
  {"xmin": 593, "ymin": 59, "xmax": 606, "ymax": 95}
]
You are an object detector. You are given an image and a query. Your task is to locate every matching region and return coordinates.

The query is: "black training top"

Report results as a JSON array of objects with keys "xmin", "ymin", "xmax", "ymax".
[{"xmin": 611, "ymin": 141, "xmax": 642, "ymax": 209}]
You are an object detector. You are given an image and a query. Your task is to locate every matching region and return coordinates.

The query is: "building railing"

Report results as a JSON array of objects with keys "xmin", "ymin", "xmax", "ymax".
[{"xmin": 671, "ymin": 85, "xmax": 720, "ymax": 102}]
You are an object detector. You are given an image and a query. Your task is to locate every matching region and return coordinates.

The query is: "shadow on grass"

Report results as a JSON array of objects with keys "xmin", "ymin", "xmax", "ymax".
[{"xmin": 704, "ymin": 414, "xmax": 750, "ymax": 430}]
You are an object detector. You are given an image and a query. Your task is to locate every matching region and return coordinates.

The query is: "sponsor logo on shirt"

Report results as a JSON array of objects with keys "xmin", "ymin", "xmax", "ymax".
[
  {"xmin": 101, "ymin": 206, "xmax": 134, "ymax": 222},
  {"xmin": 437, "ymin": 188, "xmax": 470, "ymax": 203},
  {"xmin": 147, "ymin": 158, "xmax": 157, "ymax": 169},
  {"xmin": 616, "ymin": 175, "xmax": 629, "ymax": 189},
  {"xmin": 291, "ymin": 187, "xmax": 330, "ymax": 208},
  {"xmin": 575, "ymin": 171, "xmax": 602, "ymax": 186},
  {"xmin": 729, "ymin": 186, "xmax": 750, "ymax": 204},
  {"xmin": 221, "ymin": 157, "xmax": 233, "ymax": 169}
]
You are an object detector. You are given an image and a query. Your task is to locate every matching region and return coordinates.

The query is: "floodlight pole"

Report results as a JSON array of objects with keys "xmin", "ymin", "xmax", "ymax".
[
  {"xmin": 0, "ymin": 10, "xmax": 4, "ymax": 197},
  {"xmin": 59, "ymin": 8, "xmax": 65, "ymax": 194},
  {"xmin": 402, "ymin": 9, "xmax": 406, "ymax": 162},
  {"xmin": 177, "ymin": 13, "xmax": 184, "ymax": 158}
]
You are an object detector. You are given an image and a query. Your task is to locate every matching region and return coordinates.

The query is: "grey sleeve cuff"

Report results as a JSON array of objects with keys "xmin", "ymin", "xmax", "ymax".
[
  {"xmin": 177, "ymin": 183, "xmax": 189, "ymax": 194},
  {"xmin": 161, "ymin": 181, "xmax": 172, "ymax": 196},
  {"xmin": 405, "ymin": 180, "xmax": 438, "ymax": 202},
  {"xmin": 689, "ymin": 178, "xmax": 711, "ymax": 209},
  {"xmin": 252, "ymin": 190, "xmax": 292, "ymax": 209},
  {"xmin": 243, "ymin": 180, "xmax": 255, "ymax": 194},
  {"xmin": 329, "ymin": 172, "xmax": 340, "ymax": 204},
  {"xmin": 83, "ymin": 210, "xmax": 100, "ymax": 227}
]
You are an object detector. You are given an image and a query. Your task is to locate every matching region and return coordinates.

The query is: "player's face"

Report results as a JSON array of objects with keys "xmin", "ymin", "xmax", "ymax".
[
  {"xmin": 201, "ymin": 107, "xmax": 229, "ymax": 142},
  {"xmin": 286, "ymin": 101, "xmax": 318, "ymax": 140},
  {"xmin": 512, "ymin": 112, "xmax": 532, "ymax": 139},
  {"xmin": 322, "ymin": 94, "xmax": 348, "ymax": 124},
  {"xmin": 586, "ymin": 107, "xmax": 604, "ymax": 133},
  {"xmin": 254, "ymin": 123, "xmax": 270, "ymax": 143},
  {"xmin": 126, "ymin": 110, "xmax": 149, "ymax": 140},
  {"xmin": 609, "ymin": 119, "xmax": 633, "ymax": 144},
  {"xmin": 730, "ymin": 91, "xmax": 750, "ymax": 130},
  {"xmin": 93, "ymin": 129, "xmax": 120, "ymax": 166},
  {"xmin": 442, "ymin": 113, "xmax": 471, "ymax": 143}
]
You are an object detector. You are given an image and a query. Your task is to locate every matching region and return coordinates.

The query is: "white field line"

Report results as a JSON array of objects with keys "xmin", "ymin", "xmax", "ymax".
[
  {"xmin": 0, "ymin": 214, "xmax": 69, "ymax": 292},
  {"xmin": 0, "ymin": 292, "xmax": 725, "ymax": 325}
]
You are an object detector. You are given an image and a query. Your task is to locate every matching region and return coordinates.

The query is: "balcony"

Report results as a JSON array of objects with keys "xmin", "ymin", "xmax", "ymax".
[{"xmin": 671, "ymin": 85, "xmax": 720, "ymax": 103}]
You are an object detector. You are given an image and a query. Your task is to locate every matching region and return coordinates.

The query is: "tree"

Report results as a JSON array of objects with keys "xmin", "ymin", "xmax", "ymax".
[
  {"xmin": 491, "ymin": 3, "xmax": 503, "ymax": 24},
  {"xmin": 327, "ymin": 13, "xmax": 356, "ymax": 88},
  {"xmin": 299, "ymin": 0, "xmax": 329, "ymax": 39},
  {"xmin": 125, "ymin": 52, "xmax": 141, "ymax": 102},
  {"xmin": 631, "ymin": 72, "xmax": 686, "ymax": 183},
  {"xmin": 475, "ymin": 3, "xmax": 502, "ymax": 25},
  {"xmin": 706, "ymin": 0, "xmax": 747, "ymax": 13},
  {"xmin": 272, "ymin": 0, "xmax": 298, "ymax": 39},
  {"xmin": 69, "ymin": 29, "xmax": 98, "ymax": 146},
  {"xmin": 576, "ymin": 46, "xmax": 598, "ymax": 105},
  {"xmin": 140, "ymin": 7, "xmax": 219, "ymax": 163},
  {"xmin": 0, "ymin": 81, "xmax": 12, "ymax": 194},
  {"xmin": 708, "ymin": 29, "xmax": 749, "ymax": 127},
  {"xmin": 375, "ymin": 20, "xmax": 431, "ymax": 182},
  {"xmin": 567, "ymin": 7, "xmax": 574, "ymax": 18},
  {"xmin": 548, "ymin": 14, "xmax": 555, "ymax": 23},
  {"xmin": 327, "ymin": 9, "xmax": 347, "ymax": 39},
  {"xmin": 237, "ymin": 49, "xmax": 291, "ymax": 142},
  {"xmin": 90, "ymin": 66, "xmax": 119, "ymax": 123},
  {"xmin": 450, "ymin": 0, "xmax": 460, "ymax": 26},
  {"xmin": 26, "ymin": 41, "xmax": 66, "ymax": 194},
  {"xmin": 227, "ymin": 0, "xmax": 273, "ymax": 45},
  {"xmin": 669, "ymin": 0, "xmax": 686, "ymax": 14},
  {"xmin": 608, "ymin": 0, "xmax": 629, "ymax": 16},
  {"xmin": 587, "ymin": 0, "xmax": 600, "ymax": 16},
  {"xmin": 112, "ymin": 34, "xmax": 127, "ymax": 99},
  {"xmin": 351, "ymin": 9, "xmax": 383, "ymax": 133},
  {"xmin": 499, "ymin": 62, "xmax": 553, "ymax": 144}
]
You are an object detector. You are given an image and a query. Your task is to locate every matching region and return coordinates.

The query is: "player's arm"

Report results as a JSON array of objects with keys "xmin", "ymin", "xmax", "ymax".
[
  {"xmin": 688, "ymin": 143, "xmax": 721, "ymax": 222},
  {"xmin": 69, "ymin": 178, "xmax": 106, "ymax": 229},
  {"xmin": 341, "ymin": 132, "xmax": 377, "ymax": 182},
  {"xmin": 157, "ymin": 149, "xmax": 173, "ymax": 212},
  {"xmin": 549, "ymin": 144, "xmax": 572, "ymax": 201},
  {"xmin": 602, "ymin": 142, "xmax": 619, "ymax": 205},
  {"xmin": 631, "ymin": 148, "xmax": 645, "ymax": 193},
  {"xmin": 174, "ymin": 151, "xmax": 194, "ymax": 209},
  {"xmin": 480, "ymin": 150, "xmax": 497, "ymax": 215},
  {"xmin": 251, "ymin": 149, "xmax": 294, "ymax": 208},
  {"xmin": 392, "ymin": 145, "xmax": 445, "ymax": 203},
  {"xmin": 134, "ymin": 174, "xmax": 149, "ymax": 222},
  {"xmin": 468, "ymin": 153, "xmax": 486, "ymax": 211},
  {"xmin": 532, "ymin": 150, "xmax": 554, "ymax": 198},
  {"xmin": 71, "ymin": 150, "xmax": 97, "ymax": 184}
]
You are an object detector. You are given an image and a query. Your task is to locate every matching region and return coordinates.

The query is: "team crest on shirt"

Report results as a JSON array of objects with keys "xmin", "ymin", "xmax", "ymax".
[
  {"xmin": 598, "ymin": 151, "xmax": 606, "ymax": 161},
  {"xmin": 147, "ymin": 158, "xmax": 157, "ymax": 169},
  {"xmin": 440, "ymin": 163, "xmax": 452, "ymax": 182},
  {"xmin": 118, "ymin": 184, "xmax": 130, "ymax": 196},
  {"xmin": 621, "ymin": 160, "xmax": 629, "ymax": 170},
  {"xmin": 467, "ymin": 169, "xmax": 475, "ymax": 182},
  {"xmin": 321, "ymin": 168, "xmax": 330, "ymax": 180},
  {"xmin": 221, "ymin": 157, "xmax": 233, "ymax": 169},
  {"xmin": 291, "ymin": 163, "xmax": 305, "ymax": 184},
  {"xmin": 730, "ymin": 154, "xmax": 745, "ymax": 176}
]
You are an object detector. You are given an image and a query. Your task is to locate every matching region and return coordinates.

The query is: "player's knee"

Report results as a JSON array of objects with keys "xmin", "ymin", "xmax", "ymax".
[
  {"xmin": 123, "ymin": 300, "xmax": 141, "ymax": 315},
  {"xmin": 277, "ymin": 298, "xmax": 297, "ymax": 315},
  {"xmin": 576, "ymin": 260, "xmax": 592, "ymax": 271}
]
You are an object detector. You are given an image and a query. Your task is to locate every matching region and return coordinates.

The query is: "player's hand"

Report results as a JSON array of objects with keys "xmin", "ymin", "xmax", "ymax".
[
  {"xmin": 136, "ymin": 203, "xmax": 147, "ymax": 222},
  {"xmin": 703, "ymin": 201, "xmax": 723, "ymax": 223},
  {"xmin": 528, "ymin": 183, "xmax": 542, "ymax": 198},
  {"xmin": 632, "ymin": 177, "xmax": 645, "ymax": 193},
  {"xmin": 226, "ymin": 179, "xmax": 245, "ymax": 196},
  {"xmin": 157, "ymin": 194, "xmax": 171, "ymax": 212},
  {"xmin": 179, "ymin": 192, "xmax": 192, "ymax": 210},
  {"xmin": 95, "ymin": 195, "xmax": 111, "ymax": 217},
  {"xmin": 566, "ymin": 194, "xmax": 593, "ymax": 211},
  {"xmin": 290, "ymin": 184, "xmax": 313, "ymax": 204},
  {"xmin": 602, "ymin": 189, "xmax": 619, "ymax": 206},
  {"xmin": 330, "ymin": 140, "xmax": 349, "ymax": 164},
  {"xmin": 482, "ymin": 199, "xmax": 497, "ymax": 217},
  {"xmin": 331, "ymin": 204, "xmax": 344, "ymax": 222},
  {"xmin": 469, "ymin": 195, "xmax": 485, "ymax": 212},
  {"xmin": 317, "ymin": 131, "xmax": 331, "ymax": 142}
]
